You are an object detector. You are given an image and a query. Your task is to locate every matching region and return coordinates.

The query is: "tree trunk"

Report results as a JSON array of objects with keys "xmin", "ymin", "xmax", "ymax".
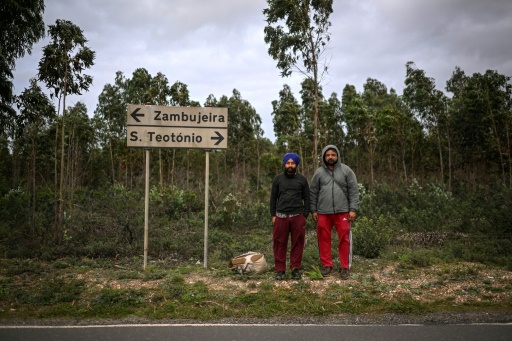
[
  {"xmin": 109, "ymin": 137, "xmax": 115, "ymax": 184},
  {"xmin": 446, "ymin": 123, "xmax": 452, "ymax": 192},
  {"xmin": 401, "ymin": 140, "xmax": 408, "ymax": 185},
  {"xmin": 30, "ymin": 131, "xmax": 37, "ymax": 239},
  {"xmin": 313, "ymin": 72, "xmax": 319, "ymax": 169},
  {"xmin": 58, "ymin": 69, "xmax": 68, "ymax": 245},
  {"xmin": 256, "ymin": 138, "xmax": 260, "ymax": 191},
  {"xmin": 54, "ymin": 97, "xmax": 61, "ymax": 243},
  {"xmin": 436, "ymin": 127, "xmax": 444, "ymax": 190},
  {"xmin": 159, "ymin": 149, "xmax": 163, "ymax": 194},
  {"xmin": 171, "ymin": 149, "xmax": 175, "ymax": 189},
  {"xmin": 506, "ymin": 123, "xmax": 512, "ymax": 189}
]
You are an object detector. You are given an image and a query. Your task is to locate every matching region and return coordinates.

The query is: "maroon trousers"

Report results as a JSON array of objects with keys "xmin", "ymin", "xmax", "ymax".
[{"xmin": 273, "ymin": 215, "xmax": 306, "ymax": 272}]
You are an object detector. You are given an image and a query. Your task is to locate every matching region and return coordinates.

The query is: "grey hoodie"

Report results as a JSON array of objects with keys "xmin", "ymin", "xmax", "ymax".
[{"xmin": 310, "ymin": 145, "xmax": 359, "ymax": 214}]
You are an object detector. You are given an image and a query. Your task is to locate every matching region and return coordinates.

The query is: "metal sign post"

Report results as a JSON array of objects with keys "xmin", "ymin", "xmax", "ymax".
[
  {"xmin": 143, "ymin": 148, "xmax": 150, "ymax": 270},
  {"xmin": 204, "ymin": 150, "xmax": 211, "ymax": 269}
]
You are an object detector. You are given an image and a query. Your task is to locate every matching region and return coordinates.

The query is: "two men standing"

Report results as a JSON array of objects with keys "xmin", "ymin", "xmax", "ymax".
[{"xmin": 270, "ymin": 146, "xmax": 359, "ymax": 280}]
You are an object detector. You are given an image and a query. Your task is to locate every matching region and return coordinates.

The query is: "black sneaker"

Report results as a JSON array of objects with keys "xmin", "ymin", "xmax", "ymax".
[
  {"xmin": 321, "ymin": 266, "xmax": 332, "ymax": 277},
  {"xmin": 291, "ymin": 269, "xmax": 302, "ymax": 280},
  {"xmin": 340, "ymin": 268, "xmax": 349, "ymax": 280},
  {"xmin": 275, "ymin": 271, "xmax": 285, "ymax": 280}
]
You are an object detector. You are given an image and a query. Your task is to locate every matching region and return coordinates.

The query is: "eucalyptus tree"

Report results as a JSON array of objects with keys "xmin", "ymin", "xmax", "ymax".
[
  {"xmin": 0, "ymin": 135, "xmax": 10, "ymax": 193},
  {"xmin": 299, "ymin": 77, "xmax": 322, "ymax": 173},
  {"xmin": 361, "ymin": 78, "xmax": 389, "ymax": 189},
  {"xmin": 124, "ymin": 68, "xmax": 152, "ymax": 105},
  {"xmin": 170, "ymin": 81, "xmax": 190, "ymax": 106},
  {"xmin": 447, "ymin": 68, "xmax": 512, "ymax": 189},
  {"xmin": 263, "ymin": 0, "xmax": 333, "ymax": 166},
  {"xmin": 341, "ymin": 79, "xmax": 384, "ymax": 190},
  {"xmin": 0, "ymin": 0, "xmax": 45, "ymax": 130},
  {"xmin": 227, "ymin": 89, "xmax": 262, "ymax": 191},
  {"xmin": 148, "ymin": 72, "xmax": 172, "ymax": 191},
  {"xmin": 94, "ymin": 71, "xmax": 126, "ymax": 185},
  {"xmin": 114, "ymin": 68, "xmax": 162, "ymax": 188},
  {"xmin": 445, "ymin": 66, "xmax": 469, "ymax": 190},
  {"xmin": 64, "ymin": 101, "xmax": 94, "ymax": 193},
  {"xmin": 37, "ymin": 19, "xmax": 95, "ymax": 242},
  {"xmin": 149, "ymin": 72, "xmax": 171, "ymax": 106},
  {"xmin": 15, "ymin": 78, "xmax": 55, "ymax": 237},
  {"xmin": 321, "ymin": 92, "xmax": 344, "ymax": 148},
  {"xmin": 168, "ymin": 80, "xmax": 192, "ymax": 189},
  {"xmin": 341, "ymin": 84, "xmax": 364, "ymax": 171},
  {"xmin": 204, "ymin": 94, "xmax": 218, "ymax": 107},
  {"xmin": 404, "ymin": 62, "xmax": 449, "ymax": 189},
  {"xmin": 253, "ymin": 114, "xmax": 265, "ymax": 192},
  {"xmin": 376, "ymin": 89, "xmax": 421, "ymax": 184},
  {"xmin": 271, "ymin": 84, "xmax": 301, "ymax": 152}
]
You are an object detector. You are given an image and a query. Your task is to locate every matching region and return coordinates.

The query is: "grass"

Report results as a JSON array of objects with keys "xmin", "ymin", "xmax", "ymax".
[{"xmin": 0, "ymin": 254, "xmax": 511, "ymax": 321}]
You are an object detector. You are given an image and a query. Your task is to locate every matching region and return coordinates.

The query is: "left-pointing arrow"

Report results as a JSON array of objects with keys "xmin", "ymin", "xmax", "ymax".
[
  {"xmin": 130, "ymin": 107, "xmax": 144, "ymax": 122},
  {"xmin": 211, "ymin": 131, "xmax": 224, "ymax": 145}
]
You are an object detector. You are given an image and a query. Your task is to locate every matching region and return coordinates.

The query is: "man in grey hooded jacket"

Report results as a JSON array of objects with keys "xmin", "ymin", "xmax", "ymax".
[{"xmin": 310, "ymin": 145, "xmax": 359, "ymax": 279}]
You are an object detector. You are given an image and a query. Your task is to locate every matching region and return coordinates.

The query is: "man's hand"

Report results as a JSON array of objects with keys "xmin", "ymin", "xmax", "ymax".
[
  {"xmin": 272, "ymin": 216, "xmax": 276, "ymax": 224},
  {"xmin": 312, "ymin": 212, "xmax": 318, "ymax": 221},
  {"xmin": 348, "ymin": 211, "xmax": 357, "ymax": 221}
]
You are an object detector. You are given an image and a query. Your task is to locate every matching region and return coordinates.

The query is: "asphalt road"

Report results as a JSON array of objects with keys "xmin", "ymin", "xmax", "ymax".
[{"xmin": 1, "ymin": 323, "xmax": 511, "ymax": 341}]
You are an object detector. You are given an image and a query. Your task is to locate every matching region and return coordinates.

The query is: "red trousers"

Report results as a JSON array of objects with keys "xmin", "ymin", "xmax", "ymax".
[
  {"xmin": 273, "ymin": 215, "xmax": 306, "ymax": 272},
  {"xmin": 317, "ymin": 213, "xmax": 352, "ymax": 269}
]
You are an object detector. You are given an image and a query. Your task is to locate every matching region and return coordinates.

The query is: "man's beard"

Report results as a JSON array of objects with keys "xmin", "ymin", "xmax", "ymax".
[
  {"xmin": 326, "ymin": 158, "xmax": 337, "ymax": 166},
  {"xmin": 285, "ymin": 166, "xmax": 296, "ymax": 174}
]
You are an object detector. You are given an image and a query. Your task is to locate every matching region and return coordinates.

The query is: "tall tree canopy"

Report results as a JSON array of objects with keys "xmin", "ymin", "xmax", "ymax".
[
  {"xmin": 37, "ymin": 19, "xmax": 95, "ymax": 243},
  {"xmin": 0, "ymin": 0, "xmax": 45, "ymax": 131},
  {"xmin": 263, "ymin": 0, "xmax": 333, "ymax": 166}
]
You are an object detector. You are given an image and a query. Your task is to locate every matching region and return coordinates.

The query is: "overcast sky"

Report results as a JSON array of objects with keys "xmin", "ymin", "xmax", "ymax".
[{"xmin": 12, "ymin": 0, "xmax": 512, "ymax": 141}]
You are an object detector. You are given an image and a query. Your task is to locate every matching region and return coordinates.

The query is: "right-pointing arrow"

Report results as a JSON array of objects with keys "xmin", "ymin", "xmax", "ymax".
[{"xmin": 211, "ymin": 131, "xmax": 224, "ymax": 145}]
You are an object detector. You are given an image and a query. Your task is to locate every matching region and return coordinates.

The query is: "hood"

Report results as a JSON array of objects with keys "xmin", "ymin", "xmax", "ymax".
[{"xmin": 321, "ymin": 145, "xmax": 341, "ymax": 167}]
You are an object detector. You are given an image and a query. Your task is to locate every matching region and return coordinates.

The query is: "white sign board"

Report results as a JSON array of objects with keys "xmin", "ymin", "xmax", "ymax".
[{"xmin": 126, "ymin": 104, "xmax": 228, "ymax": 149}]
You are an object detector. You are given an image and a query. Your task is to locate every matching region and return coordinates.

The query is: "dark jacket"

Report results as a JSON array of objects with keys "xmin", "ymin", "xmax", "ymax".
[
  {"xmin": 310, "ymin": 145, "xmax": 359, "ymax": 214},
  {"xmin": 270, "ymin": 172, "xmax": 310, "ymax": 218}
]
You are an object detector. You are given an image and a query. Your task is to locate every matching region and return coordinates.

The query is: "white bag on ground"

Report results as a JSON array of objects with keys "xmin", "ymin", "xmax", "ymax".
[{"xmin": 228, "ymin": 251, "xmax": 268, "ymax": 274}]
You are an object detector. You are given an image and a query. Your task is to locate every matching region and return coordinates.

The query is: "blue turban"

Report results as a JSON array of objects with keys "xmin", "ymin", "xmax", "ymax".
[{"xmin": 283, "ymin": 152, "xmax": 300, "ymax": 166}]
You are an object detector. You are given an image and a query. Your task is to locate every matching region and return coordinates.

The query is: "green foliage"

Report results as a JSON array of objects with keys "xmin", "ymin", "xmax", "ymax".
[
  {"xmin": 263, "ymin": 0, "xmax": 333, "ymax": 78},
  {"xmin": 159, "ymin": 275, "xmax": 187, "ymax": 299},
  {"xmin": 91, "ymin": 286, "xmax": 145, "ymax": 307},
  {"xmin": 0, "ymin": 0, "xmax": 45, "ymax": 121},
  {"xmin": 3, "ymin": 259, "xmax": 45, "ymax": 276},
  {"xmin": 0, "ymin": 181, "xmax": 510, "ymax": 272},
  {"xmin": 20, "ymin": 277, "xmax": 85, "ymax": 305},
  {"xmin": 396, "ymin": 249, "xmax": 442, "ymax": 269},
  {"xmin": 386, "ymin": 293, "xmax": 432, "ymax": 314},
  {"xmin": 304, "ymin": 266, "xmax": 323, "ymax": 280},
  {"xmin": 444, "ymin": 237, "xmax": 512, "ymax": 267},
  {"xmin": 301, "ymin": 236, "xmax": 320, "ymax": 268},
  {"xmin": 209, "ymin": 193, "xmax": 271, "ymax": 232},
  {"xmin": 352, "ymin": 215, "xmax": 395, "ymax": 258},
  {"xmin": 363, "ymin": 181, "xmax": 459, "ymax": 233},
  {"xmin": 0, "ymin": 188, "xmax": 31, "ymax": 256}
]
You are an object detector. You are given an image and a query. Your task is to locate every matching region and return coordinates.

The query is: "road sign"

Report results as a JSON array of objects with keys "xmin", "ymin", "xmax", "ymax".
[{"xmin": 126, "ymin": 104, "xmax": 228, "ymax": 149}]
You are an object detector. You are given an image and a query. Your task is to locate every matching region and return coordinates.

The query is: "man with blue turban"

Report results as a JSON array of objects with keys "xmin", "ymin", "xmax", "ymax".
[{"xmin": 270, "ymin": 152, "xmax": 310, "ymax": 280}]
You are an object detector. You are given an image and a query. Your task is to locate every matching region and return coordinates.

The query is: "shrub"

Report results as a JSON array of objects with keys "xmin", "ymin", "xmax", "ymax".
[
  {"xmin": 352, "ymin": 215, "xmax": 396, "ymax": 258},
  {"xmin": 398, "ymin": 249, "xmax": 441, "ymax": 269},
  {"xmin": 21, "ymin": 277, "xmax": 85, "ymax": 305}
]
